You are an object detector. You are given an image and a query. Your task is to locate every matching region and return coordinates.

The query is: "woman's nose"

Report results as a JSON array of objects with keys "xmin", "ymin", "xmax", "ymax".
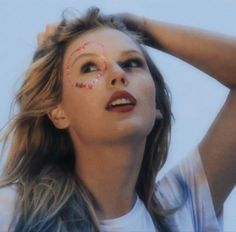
[{"xmin": 107, "ymin": 63, "xmax": 129, "ymax": 88}]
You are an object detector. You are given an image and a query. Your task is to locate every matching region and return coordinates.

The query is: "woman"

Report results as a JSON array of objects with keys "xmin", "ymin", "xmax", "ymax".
[{"xmin": 0, "ymin": 7, "xmax": 235, "ymax": 231}]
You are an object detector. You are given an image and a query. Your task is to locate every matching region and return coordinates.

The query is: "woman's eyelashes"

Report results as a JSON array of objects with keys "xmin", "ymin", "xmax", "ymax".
[
  {"xmin": 79, "ymin": 57, "xmax": 145, "ymax": 75},
  {"xmin": 80, "ymin": 62, "xmax": 99, "ymax": 74},
  {"xmin": 119, "ymin": 58, "xmax": 145, "ymax": 71}
]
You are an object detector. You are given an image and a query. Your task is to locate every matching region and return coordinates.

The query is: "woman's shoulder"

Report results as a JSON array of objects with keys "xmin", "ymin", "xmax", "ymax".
[
  {"xmin": 155, "ymin": 146, "xmax": 213, "ymax": 211},
  {"xmin": 155, "ymin": 146, "xmax": 223, "ymax": 231},
  {"xmin": 156, "ymin": 146, "xmax": 204, "ymax": 194}
]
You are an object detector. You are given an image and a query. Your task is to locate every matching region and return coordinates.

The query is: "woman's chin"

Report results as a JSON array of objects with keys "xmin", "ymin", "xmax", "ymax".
[{"xmin": 109, "ymin": 118, "xmax": 155, "ymax": 142}]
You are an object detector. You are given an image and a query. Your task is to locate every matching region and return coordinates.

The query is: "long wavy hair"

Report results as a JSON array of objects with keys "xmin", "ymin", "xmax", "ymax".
[{"xmin": 0, "ymin": 7, "xmax": 174, "ymax": 232}]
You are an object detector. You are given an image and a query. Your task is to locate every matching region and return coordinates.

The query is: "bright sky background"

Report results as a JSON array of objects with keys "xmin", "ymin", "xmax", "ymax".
[{"xmin": 0, "ymin": 0, "xmax": 235, "ymax": 230}]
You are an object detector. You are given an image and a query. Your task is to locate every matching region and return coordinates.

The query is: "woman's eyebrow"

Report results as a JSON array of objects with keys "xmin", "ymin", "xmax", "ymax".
[
  {"xmin": 121, "ymin": 49, "xmax": 143, "ymax": 57},
  {"xmin": 69, "ymin": 49, "xmax": 144, "ymax": 67}
]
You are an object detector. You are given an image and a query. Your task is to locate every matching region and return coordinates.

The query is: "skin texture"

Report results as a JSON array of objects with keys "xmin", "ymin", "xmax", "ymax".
[{"xmin": 49, "ymin": 28, "xmax": 160, "ymax": 219}]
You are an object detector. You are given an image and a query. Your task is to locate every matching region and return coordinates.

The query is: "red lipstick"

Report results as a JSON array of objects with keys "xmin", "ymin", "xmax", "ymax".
[{"xmin": 105, "ymin": 90, "xmax": 137, "ymax": 112}]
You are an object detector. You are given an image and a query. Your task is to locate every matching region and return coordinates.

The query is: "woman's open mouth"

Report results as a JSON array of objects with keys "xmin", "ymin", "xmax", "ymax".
[{"xmin": 105, "ymin": 90, "xmax": 137, "ymax": 112}]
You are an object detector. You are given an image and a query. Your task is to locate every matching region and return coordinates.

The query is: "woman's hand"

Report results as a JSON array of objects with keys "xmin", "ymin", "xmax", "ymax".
[
  {"xmin": 36, "ymin": 14, "xmax": 154, "ymax": 47},
  {"xmin": 111, "ymin": 13, "xmax": 158, "ymax": 48},
  {"xmin": 113, "ymin": 13, "xmax": 145, "ymax": 32},
  {"xmin": 37, "ymin": 23, "xmax": 58, "ymax": 46}
]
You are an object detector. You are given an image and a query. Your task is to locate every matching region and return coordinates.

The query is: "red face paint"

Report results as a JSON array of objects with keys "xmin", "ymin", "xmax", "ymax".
[{"xmin": 65, "ymin": 41, "xmax": 107, "ymax": 90}]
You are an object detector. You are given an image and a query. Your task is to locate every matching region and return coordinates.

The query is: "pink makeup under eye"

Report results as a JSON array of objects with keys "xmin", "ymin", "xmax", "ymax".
[{"xmin": 65, "ymin": 41, "xmax": 107, "ymax": 90}]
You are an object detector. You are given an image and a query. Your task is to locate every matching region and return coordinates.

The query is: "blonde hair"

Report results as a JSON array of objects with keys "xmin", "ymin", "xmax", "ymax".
[{"xmin": 1, "ymin": 7, "xmax": 174, "ymax": 231}]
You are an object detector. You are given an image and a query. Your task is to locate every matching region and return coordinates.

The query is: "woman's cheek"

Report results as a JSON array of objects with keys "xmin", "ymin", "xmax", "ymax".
[{"xmin": 139, "ymin": 77, "xmax": 156, "ymax": 106}]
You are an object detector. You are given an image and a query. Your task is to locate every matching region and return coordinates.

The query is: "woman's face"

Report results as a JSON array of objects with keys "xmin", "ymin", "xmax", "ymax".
[{"xmin": 59, "ymin": 27, "xmax": 157, "ymax": 145}]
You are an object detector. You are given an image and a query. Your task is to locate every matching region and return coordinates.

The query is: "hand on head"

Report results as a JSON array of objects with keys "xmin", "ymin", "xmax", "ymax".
[
  {"xmin": 36, "ymin": 13, "xmax": 147, "ymax": 46},
  {"xmin": 37, "ymin": 23, "xmax": 58, "ymax": 45}
]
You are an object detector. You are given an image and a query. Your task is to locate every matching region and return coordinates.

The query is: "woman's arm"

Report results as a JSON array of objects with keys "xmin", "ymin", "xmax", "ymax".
[
  {"xmin": 120, "ymin": 14, "xmax": 236, "ymax": 214},
  {"xmin": 37, "ymin": 14, "xmax": 236, "ymax": 214},
  {"xmin": 120, "ymin": 14, "xmax": 236, "ymax": 88}
]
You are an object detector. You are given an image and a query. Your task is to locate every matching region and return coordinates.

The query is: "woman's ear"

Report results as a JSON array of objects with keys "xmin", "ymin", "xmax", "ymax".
[
  {"xmin": 48, "ymin": 105, "xmax": 70, "ymax": 129},
  {"xmin": 156, "ymin": 108, "xmax": 163, "ymax": 120}
]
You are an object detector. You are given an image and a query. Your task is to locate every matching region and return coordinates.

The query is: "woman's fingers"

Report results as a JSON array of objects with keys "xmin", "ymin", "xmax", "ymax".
[
  {"xmin": 36, "ymin": 15, "xmax": 147, "ymax": 46},
  {"xmin": 37, "ymin": 32, "xmax": 45, "ymax": 45},
  {"xmin": 113, "ymin": 13, "xmax": 155, "ymax": 47},
  {"xmin": 115, "ymin": 13, "xmax": 145, "ymax": 31},
  {"xmin": 37, "ymin": 23, "xmax": 58, "ymax": 45}
]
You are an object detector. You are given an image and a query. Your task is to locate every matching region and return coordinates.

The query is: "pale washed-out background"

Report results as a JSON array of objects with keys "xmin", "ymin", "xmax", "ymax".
[{"xmin": 0, "ymin": 0, "xmax": 235, "ymax": 230}]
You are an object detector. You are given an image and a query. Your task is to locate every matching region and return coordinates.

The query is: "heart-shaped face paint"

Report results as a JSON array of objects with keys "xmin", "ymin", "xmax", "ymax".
[{"xmin": 65, "ymin": 41, "xmax": 107, "ymax": 90}]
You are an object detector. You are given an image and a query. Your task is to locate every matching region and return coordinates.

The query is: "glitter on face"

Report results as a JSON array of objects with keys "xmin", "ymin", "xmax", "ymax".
[{"xmin": 65, "ymin": 41, "xmax": 107, "ymax": 90}]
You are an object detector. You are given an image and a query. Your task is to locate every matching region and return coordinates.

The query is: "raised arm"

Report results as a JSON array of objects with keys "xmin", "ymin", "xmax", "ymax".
[
  {"xmin": 37, "ymin": 14, "xmax": 236, "ymax": 214},
  {"xmin": 119, "ymin": 14, "xmax": 236, "ymax": 214}
]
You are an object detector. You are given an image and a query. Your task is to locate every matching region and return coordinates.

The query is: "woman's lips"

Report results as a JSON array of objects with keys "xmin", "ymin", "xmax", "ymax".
[
  {"xmin": 105, "ymin": 90, "xmax": 137, "ymax": 112},
  {"xmin": 107, "ymin": 104, "xmax": 136, "ymax": 112}
]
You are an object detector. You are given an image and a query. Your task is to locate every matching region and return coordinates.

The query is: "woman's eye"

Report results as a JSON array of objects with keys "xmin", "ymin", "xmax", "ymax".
[
  {"xmin": 80, "ymin": 62, "xmax": 98, "ymax": 74},
  {"xmin": 121, "ymin": 58, "xmax": 144, "ymax": 71}
]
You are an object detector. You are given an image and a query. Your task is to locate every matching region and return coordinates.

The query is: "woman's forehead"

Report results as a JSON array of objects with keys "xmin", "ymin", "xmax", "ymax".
[{"xmin": 65, "ymin": 27, "xmax": 142, "ymax": 59}]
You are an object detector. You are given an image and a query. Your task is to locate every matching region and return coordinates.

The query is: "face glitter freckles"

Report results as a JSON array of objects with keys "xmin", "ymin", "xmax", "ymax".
[{"xmin": 65, "ymin": 41, "xmax": 107, "ymax": 90}]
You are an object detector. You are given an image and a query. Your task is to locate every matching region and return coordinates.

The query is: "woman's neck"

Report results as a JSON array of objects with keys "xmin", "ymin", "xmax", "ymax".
[{"xmin": 74, "ymin": 139, "xmax": 146, "ymax": 220}]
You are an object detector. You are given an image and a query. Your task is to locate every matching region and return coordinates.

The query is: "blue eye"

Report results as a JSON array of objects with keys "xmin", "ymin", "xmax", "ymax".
[
  {"xmin": 121, "ymin": 58, "xmax": 145, "ymax": 71},
  {"xmin": 80, "ymin": 62, "xmax": 98, "ymax": 74}
]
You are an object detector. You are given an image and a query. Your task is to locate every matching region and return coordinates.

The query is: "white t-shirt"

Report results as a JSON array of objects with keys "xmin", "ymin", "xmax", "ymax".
[
  {"xmin": 100, "ymin": 147, "xmax": 223, "ymax": 232},
  {"xmin": 0, "ymin": 147, "xmax": 223, "ymax": 232}
]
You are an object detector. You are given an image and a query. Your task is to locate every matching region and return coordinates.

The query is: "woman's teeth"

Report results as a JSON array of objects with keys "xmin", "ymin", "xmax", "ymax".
[{"xmin": 111, "ymin": 98, "xmax": 132, "ymax": 107}]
